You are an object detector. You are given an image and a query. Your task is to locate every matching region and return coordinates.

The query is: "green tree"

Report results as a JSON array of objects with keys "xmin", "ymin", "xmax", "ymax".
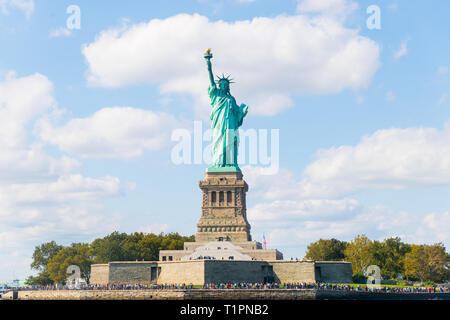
[
  {"xmin": 26, "ymin": 241, "xmax": 63, "ymax": 286},
  {"xmin": 30, "ymin": 241, "xmax": 63, "ymax": 272},
  {"xmin": 344, "ymin": 235, "xmax": 375, "ymax": 274},
  {"xmin": 47, "ymin": 243, "xmax": 93, "ymax": 284},
  {"xmin": 89, "ymin": 231, "xmax": 195, "ymax": 263},
  {"xmin": 89, "ymin": 231, "xmax": 129, "ymax": 263},
  {"xmin": 25, "ymin": 271, "xmax": 53, "ymax": 286},
  {"xmin": 404, "ymin": 243, "xmax": 447, "ymax": 282},
  {"xmin": 121, "ymin": 232, "xmax": 145, "ymax": 261},
  {"xmin": 304, "ymin": 238, "xmax": 347, "ymax": 261},
  {"xmin": 370, "ymin": 237, "xmax": 411, "ymax": 279},
  {"xmin": 28, "ymin": 232, "xmax": 196, "ymax": 283}
]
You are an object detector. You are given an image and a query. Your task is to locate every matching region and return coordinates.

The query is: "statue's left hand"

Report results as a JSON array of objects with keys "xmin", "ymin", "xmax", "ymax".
[{"xmin": 240, "ymin": 104, "xmax": 248, "ymax": 116}]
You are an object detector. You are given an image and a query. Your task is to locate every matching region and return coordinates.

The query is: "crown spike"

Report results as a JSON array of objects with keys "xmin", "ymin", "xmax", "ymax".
[{"xmin": 214, "ymin": 73, "xmax": 235, "ymax": 84}]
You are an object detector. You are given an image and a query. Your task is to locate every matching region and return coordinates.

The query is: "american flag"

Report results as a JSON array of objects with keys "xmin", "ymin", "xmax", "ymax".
[{"xmin": 263, "ymin": 234, "xmax": 267, "ymax": 249}]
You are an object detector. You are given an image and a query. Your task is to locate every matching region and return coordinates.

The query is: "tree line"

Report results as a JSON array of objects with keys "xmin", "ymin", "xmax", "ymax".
[
  {"xmin": 305, "ymin": 235, "xmax": 449, "ymax": 283},
  {"xmin": 27, "ymin": 232, "xmax": 448, "ymax": 285},
  {"xmin": 26, "ymin": 231, "xmax": 195, "ymax": 285}
]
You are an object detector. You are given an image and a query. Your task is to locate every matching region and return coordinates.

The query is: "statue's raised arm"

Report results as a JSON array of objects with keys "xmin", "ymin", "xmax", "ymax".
[{"xmin": 204, "ymin": 48, "xmax": 216, "ymax": 88}]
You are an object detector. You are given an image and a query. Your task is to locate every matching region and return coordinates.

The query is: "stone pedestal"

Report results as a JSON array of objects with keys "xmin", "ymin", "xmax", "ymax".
[
  {"xmin": 196, "ymin": 171, "xmax": 251, "ymax": 242},
  {"xmin": 159, "ymin": 169, "xmax": 283, "ymax": 262}
]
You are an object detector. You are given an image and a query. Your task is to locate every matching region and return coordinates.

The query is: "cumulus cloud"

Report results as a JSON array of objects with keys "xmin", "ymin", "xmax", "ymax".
[
  {"xmin": 0, "ymin": 72, "xmax": 55, "ymax": 147},
  {"xmin": 252, "ymin": 204, "xmax": 416, "ymax": 251},
  {"xmin": 415, "ymin": 212, "xmax": 450, "ymax": 244},
  {"xmin": 0, "ymin": 171, "xmax": 121, "ymax": 280},
  {"xmin": 242, "ymin": 166, "xmax": 299, "ymax": 200},
  {"xmin": 0, "ymin": 72, "xmax": 80, "ymax": 181},
  {"xmin": 248, "ymin": 198, "xmax": 362, "ymax": 224},
  {"xmin": 0, "ymin": 146, "xmax": 80, "ymax": 183},
  {"xmin": 38, "ymin": 107, "xmax": 183, "ymax": 159},
  {"xmin": 299, "ymin": 123, "xmax": 450, "ymax": 198},
  {"xmin": 82, "ymin": 11, "xmax": 380, "ymax": 116},
  {"xmin": 0, "ymin": 181, "xmax": 121, "ymax": 280},
  {"xmin": 0, "ymin": 0, "xmax": 34, "ymax": 18},
  {"xmin": 247, "ymin": 182, "xmax": 446, "ymax": 257},
  {"xmin": 0, "ymin": 72, "xmax": 124, "ymax": 280},
  {"xmin": 0, "ymin": 175, "xmax": 120, "ymax": 205},
  {"xmin": 0, "ymin": 202, "xmax": 121, "ymax": 279},
  {"xmin": 244, "ymin": 119, "xmax": 450, "ymax": 255},
  {"xmin": 245, "ymin": 165, "xmax": 415, "ymax": 249}
]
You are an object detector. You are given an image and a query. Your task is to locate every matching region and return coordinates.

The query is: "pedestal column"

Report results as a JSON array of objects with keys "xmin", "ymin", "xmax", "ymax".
[{"xmin": 197, "ymin": 171, "xmax": 251, "ymax": 242}]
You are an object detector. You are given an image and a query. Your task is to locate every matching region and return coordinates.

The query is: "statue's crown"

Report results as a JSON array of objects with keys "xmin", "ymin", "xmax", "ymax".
[{"xmin": 216, "ymin": 73, "xmax": 234, "ymax": 84}]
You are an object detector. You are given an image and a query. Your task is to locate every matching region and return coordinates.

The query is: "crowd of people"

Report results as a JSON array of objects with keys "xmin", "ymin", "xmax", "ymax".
[
  {"xmin": 13, "ymin": 282, "xmax": 450, "ymax": 293},
  {"xmin": 18, "ymin": 283, "xmax": 195, "ymax": 291},
  {"xmin": 315, "ymin": 282, "xmax": 449, "ymax": 293},
  {"xmin": 203, "ymin": 282, "xmax": 450, "ymax": 293},
  {"xmin": 203, "ymin": 282, "xmax": 279, "ymax": 289}
]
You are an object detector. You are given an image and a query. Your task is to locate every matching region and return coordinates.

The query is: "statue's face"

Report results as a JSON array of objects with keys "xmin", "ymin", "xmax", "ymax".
[{"xmin": 218, "ymin": 80, "xmax": 230, "ymax": 93}]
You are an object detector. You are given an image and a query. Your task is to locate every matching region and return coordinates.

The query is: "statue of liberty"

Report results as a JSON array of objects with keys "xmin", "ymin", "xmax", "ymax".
[{"xmin": 204, "ymin": 49, "xmax": 248, "ymax": 172}]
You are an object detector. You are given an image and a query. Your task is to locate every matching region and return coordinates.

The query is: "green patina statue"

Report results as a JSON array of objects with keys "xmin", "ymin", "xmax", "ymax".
[{"xmin": 204, "ymin": 49, "xmax": 248, "ymax": 172}]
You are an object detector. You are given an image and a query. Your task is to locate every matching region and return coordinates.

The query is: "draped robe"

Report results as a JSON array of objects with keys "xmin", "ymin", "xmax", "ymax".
[{"xmin": 208, "ymin": 85, "xmax": 248, "ymax": 169}]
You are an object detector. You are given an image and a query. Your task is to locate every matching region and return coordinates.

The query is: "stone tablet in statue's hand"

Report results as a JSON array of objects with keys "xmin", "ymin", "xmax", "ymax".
[{"xmin": 241, "ymin": 104, "xmax": 248, "ymax": 116}]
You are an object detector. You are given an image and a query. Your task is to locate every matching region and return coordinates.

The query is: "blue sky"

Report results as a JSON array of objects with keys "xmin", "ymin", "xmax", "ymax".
[{"xmin": 0, "ymin": 0, "xmax": 449, "ymax": 281}]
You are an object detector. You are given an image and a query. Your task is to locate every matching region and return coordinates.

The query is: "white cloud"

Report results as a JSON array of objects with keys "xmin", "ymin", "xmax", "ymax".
[
  {"xmin": 248, "ymin": 198, "xmax": 362, "ymax": 224},
  {"xmin": 248, "ymin": 188, "xmax": 447, "ymax": 256},
  {"xmin": 243, "ymin": 165, "xmax": 299, "ymax": 200},
  {"xmin": 0, "ymin": 145, "xmax": 80, "ymax": 183},
  {"xmin": 299, "ymin": 123, "xmax": 450, "ymax": 198},
  {"xmin": 244, "ymin": 166, "xmax": 413, "ymax": 249},
  {"xmin": 82, "ymin": 12, "xmax": 380, "ymax": 116},
  {"xmin": 394, "ymin": 39, "xmax": 408, "ymax": 59},
  {"xmin": 38, "ymin": 107, "xmax": 183, "ymax": 159},
  {"xmin": 245, "ymin": 121, "xmax": 450, "ymax": 255},
  {"xmin": 0, "ymin": 0, "xmax": 34, "ymax": 18},
  {"xmin": 0, "ymin": 175, "xmax": 120, "ymax": 206},
  {"xmin": 0, "ymin": 173, "xmax": 122, "ymax": 280},
  {"xmin": 0, "ymin": 72, "xmax": 80, "ymax": 181},
  {"xmin": 254, "ymin": 208, "xmax": 418, "ymax": 250},
  {"xmin": 248, "ymin": 195, "xmax": 419, "ymax": 252},
  {"xmin": 0, "ymin": 72, "xmax": 123, "ymax": 280},
  {"xmin": 416, "ymin": 212, "xmax": 450, "ymax": 244},
  {"xmin": 0, "ymin": 204, "xmax": 121, "ymax": 279},
  {"xmin": 49, "ymin": 27, "xmax": 72, "ymax": 38},
  {"xmin": 0, "ymin": 72, "xmax": 55, "ymax": 147}
]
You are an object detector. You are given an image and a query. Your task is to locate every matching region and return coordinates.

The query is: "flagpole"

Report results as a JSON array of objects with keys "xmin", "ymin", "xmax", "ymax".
[{"xmin": 263, "ymin": 234, "xmax": 267, "ymax": 250}]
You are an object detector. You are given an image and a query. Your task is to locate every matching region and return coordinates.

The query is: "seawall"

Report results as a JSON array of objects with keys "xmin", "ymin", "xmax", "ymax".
[{"xmin": 2, "ymin": 289, "xmax": 449, "ymax": 300}]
